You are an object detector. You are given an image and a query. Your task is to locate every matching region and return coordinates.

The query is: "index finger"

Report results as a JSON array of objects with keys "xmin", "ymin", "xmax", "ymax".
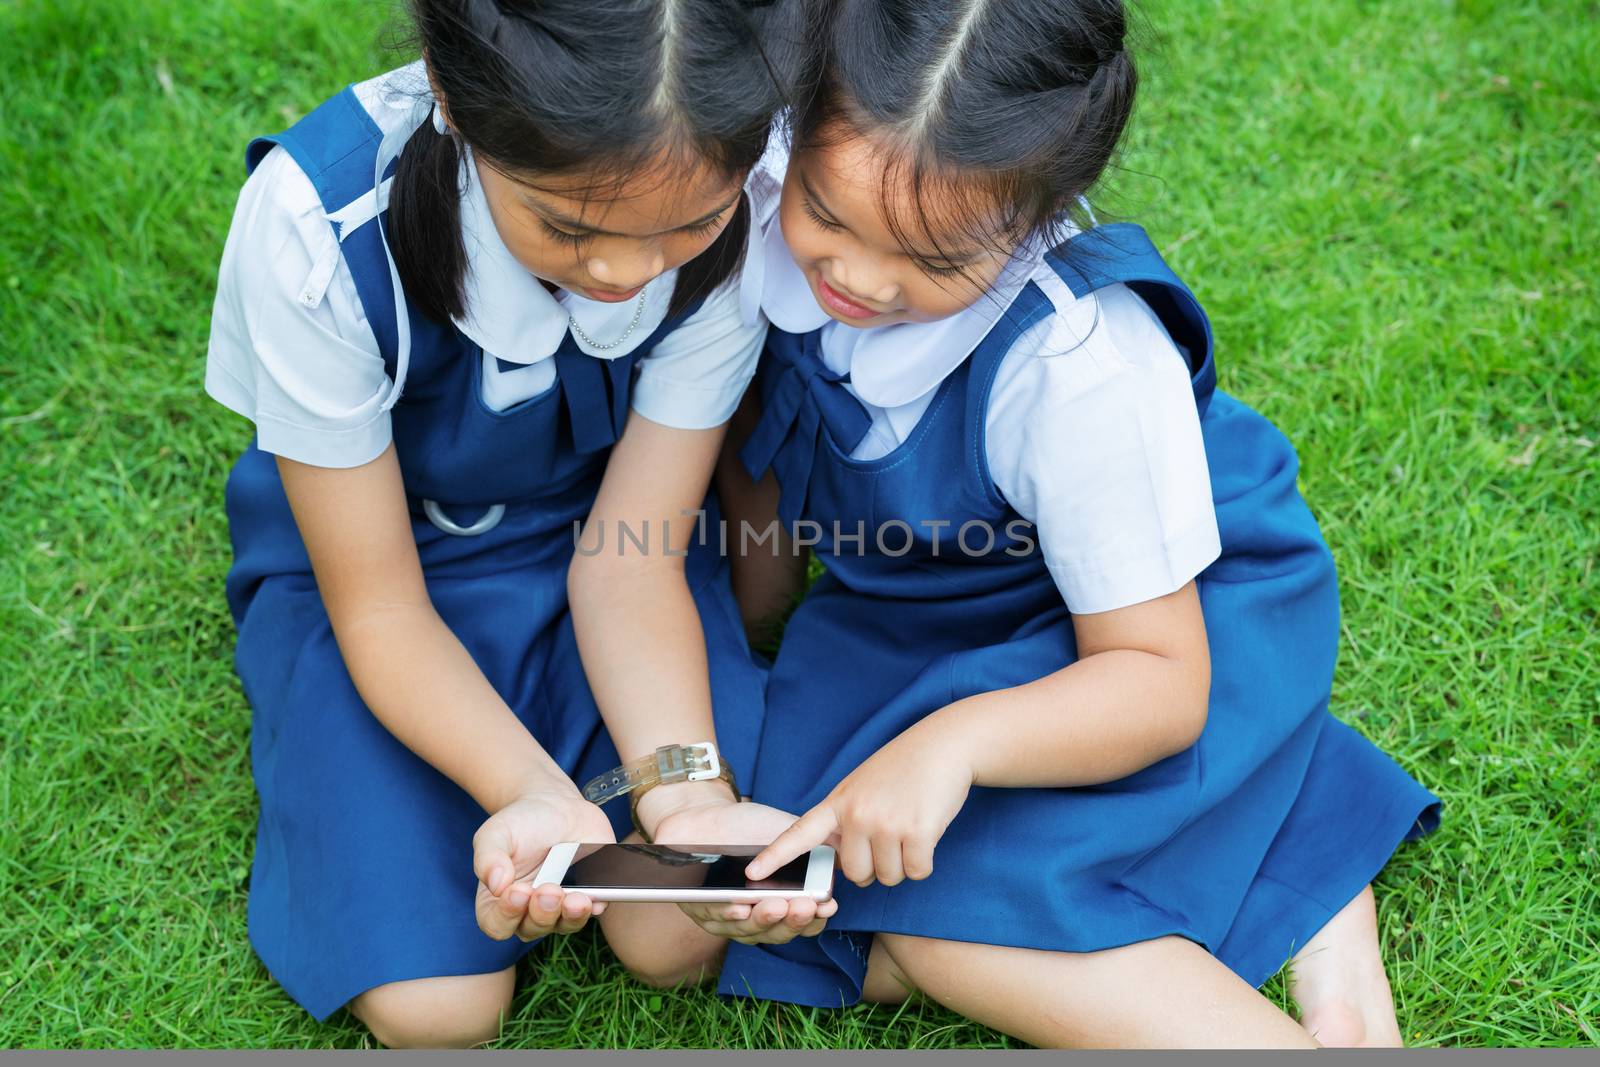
[{"xmin": 746, "ymin": 805, "xmax": 838, "ymax": 880}]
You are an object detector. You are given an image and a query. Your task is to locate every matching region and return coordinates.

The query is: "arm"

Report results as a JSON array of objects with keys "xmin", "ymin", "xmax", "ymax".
[
  {"xmin": 919, "ymin": 581, "xmax": 1209, "ymax": 789},
  {"xmin": 278, "ymin": 447, "xmax": 613, "ymax": 938},
  {"xmin": 575, "ymin": 412, "xmax": 836, "ymax": 970},
  {"xmin": 749, "ymin": 583, "xmax": 1210, "ymax": 886},
  {"xmin": 713, "ymin": 388, "xmax": 810, "ymax": 648},
  {"xmin": 279, "ymin": 447, "xmax": 575, "ymax": 811},
  {"xmin": 565, "ymin": 410, "xmax": 742, "ymax": 827}
]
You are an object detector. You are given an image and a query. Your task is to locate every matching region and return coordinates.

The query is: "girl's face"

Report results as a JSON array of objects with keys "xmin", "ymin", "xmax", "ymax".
[
  {"xmin": 477, "ymin": 153, "xmax": 744, "ymax": 302},
  {"xmin": 779, "ymin": 127, "xmax": 1015, "ymax": 327}
]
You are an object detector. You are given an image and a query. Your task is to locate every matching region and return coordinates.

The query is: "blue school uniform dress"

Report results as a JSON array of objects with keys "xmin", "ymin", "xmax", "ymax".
[
  {"xmin": 717, "ymin": 177, "xmax": 1440, "ymax": 1005},
  {"xmin": 205, "ymin": 63, "xmax": 770, "ymax": 1021}
]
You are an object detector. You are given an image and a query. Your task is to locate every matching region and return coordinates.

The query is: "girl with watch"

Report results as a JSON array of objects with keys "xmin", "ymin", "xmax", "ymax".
[{"xmin": 206, "ymin": 0, "xmax": 814, "ymax": 1045}]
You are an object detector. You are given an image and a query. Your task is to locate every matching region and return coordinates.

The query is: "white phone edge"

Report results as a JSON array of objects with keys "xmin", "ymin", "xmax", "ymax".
[
  {"xmin": 560, "ymin": 887, "xmax": 819, "ymax": 903},
  {"xmin": 533, "ymin": 840, "xmax": 579, "ymax": 887},
  {"xmin": 805, "ymin": 844, "xmax": 836, "ymax": 901}
]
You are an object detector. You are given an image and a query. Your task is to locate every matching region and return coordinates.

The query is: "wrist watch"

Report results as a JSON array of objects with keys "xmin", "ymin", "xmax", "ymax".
[{"xmin": 580, "ymin": 741, "xmax": 740, "ymax": 843}]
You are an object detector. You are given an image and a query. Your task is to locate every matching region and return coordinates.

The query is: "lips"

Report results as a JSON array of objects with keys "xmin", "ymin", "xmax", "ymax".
[
  {"xmin": 816, "ymin": 277, "xmax": 880, "ymax": 321},
  {"xmin": 581, "ymin": 284, "xmax": 644, "ymax": 303}
]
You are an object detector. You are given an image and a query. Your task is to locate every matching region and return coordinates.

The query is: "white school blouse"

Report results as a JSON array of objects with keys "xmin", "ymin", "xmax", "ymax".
[
  {"xmin": 744, "ymin": 150, "xmax": 1222, "ymax": 617},
  {"xmin": 206, "ymin": 62, "xmax": 769, "ymax": 470}
]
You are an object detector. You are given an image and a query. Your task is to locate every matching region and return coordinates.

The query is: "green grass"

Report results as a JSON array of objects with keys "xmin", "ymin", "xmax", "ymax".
[{"xmin": 1, "ymin": 0, "xmax": 1596, "ymax": 1049}]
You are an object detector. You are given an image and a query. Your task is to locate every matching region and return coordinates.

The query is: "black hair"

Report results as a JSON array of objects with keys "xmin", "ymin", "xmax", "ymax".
[
  {"xmin": 793, "ymin": 0, "xmax": 1136, "ymax": 264},
  {"xmin": 389, "ymin": 0, "xmax": 804, "ymax": 323}
]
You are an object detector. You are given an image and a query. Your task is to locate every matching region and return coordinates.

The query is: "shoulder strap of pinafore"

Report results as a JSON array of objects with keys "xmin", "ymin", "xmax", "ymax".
[
  {"xmin": 244, "ymin": 88, "xmax": 702, "ymax": 455},
  {"xmin": 245, "ymin": 86, "xmax": 413, "ymax": 384},
  {"xmin": 1042, "ymin": 222, "xmax": 1217, "ymax": 413},
  {"xmin": 961, "ymin": 222, "xmax": 1217, "ymax": 514}
]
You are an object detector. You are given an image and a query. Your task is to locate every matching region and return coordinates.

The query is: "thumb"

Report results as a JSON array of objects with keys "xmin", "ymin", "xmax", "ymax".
[
  {"xmin": 473, "ymin": 822, "xmax": 516, "ymax": 896},
  {"xmin": 747, "ymin": 805, "xmax": 838, "ymax": 880}
]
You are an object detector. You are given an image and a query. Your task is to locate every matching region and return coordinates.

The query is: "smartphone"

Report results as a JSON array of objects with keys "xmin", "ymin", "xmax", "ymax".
[{"xmin": 533, "ymin": 842, "xmax": 835, "ymax": 903}]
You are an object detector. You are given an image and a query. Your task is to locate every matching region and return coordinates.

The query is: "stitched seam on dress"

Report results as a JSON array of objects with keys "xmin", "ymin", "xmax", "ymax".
[
  {"xmin": 1252, "ymin": 870, "xmax": 1343, "ymax": 917},
  {"xmin": 315, "ymin": 88, "xmax": 386, "ymax": 179},
  {"xmin": 838, "ymin": 376, "xmax": 955, "ymax": 478},
  {"xmin": 1256, "ymin": 785, "xmax": 1434, "ymax": 915},
  {"xmin": 969, "ymin": 338, "xmax": 1021, "ymax": 514}
]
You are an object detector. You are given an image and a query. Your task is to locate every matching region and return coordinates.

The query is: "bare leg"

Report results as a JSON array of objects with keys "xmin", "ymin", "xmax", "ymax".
[
  {"xmin": 874, "ymin": 933, "xmax": 1318, "ymax": 1049},
  {"xmin": 597, "ymin": 826, "xmax": 727, "ymax": 988},
  {"xmin": 347, "ymin": 966, "xmax": 516, "ymax": 1048},
  {"xmin": 861, "ymin": 935, "xmax": 915, "ymax": 1004},
  {"xmin": 1287, "ymin": 884, "xmax": 1404, "ymax": 1047},
  {"xmin": 599, "ymin": 897, "xmax": 727, "ymax": 988}
]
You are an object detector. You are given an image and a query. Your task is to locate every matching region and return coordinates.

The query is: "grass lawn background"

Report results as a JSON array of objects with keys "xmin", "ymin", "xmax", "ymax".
[{"xmin": 2, "ymin": 0, "xmax": 1596, "ymax": 1049}]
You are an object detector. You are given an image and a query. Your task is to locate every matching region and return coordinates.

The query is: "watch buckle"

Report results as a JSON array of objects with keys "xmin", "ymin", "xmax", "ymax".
[
  {"xmin": 683, "ymin": 740, "xmax": 721, "ymax": 782},
  {"xmin": 652, "ymin": 740, "xmax": 721, "ymax": 786}
]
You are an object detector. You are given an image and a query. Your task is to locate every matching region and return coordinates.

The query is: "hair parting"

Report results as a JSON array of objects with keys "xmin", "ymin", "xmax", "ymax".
[
  {"xmin": 794, "ymin": 0, "xmax": 1138, "ymax": 281},
  {"xmin": 389, "ymin": 0, "xmax": 805, "ymax": 323}
]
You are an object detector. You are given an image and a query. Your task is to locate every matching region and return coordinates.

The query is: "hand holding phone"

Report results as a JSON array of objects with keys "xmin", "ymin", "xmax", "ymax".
[
  {"xmin": 472, "ymin": 789, "xmax": 617, "ymax": 942},
  {"xmin": 648, "ymin": 795, "xmax": 842, "ymax": 944}
]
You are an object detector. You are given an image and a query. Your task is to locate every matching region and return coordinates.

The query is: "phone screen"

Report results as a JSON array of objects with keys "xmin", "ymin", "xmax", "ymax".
[{"xmin": 562, "ymin": 843, "xmax": 812, "ymax": 892}]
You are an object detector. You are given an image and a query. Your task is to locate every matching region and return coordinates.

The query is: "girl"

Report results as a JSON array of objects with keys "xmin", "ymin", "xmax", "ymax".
[
  {"xmin": 206, "ymin": 0, "xmax": 810, "ymax": 1046},
  {"xmin": 623, "ymin": 0, "xmax": 1441, "ymax": 1048}
]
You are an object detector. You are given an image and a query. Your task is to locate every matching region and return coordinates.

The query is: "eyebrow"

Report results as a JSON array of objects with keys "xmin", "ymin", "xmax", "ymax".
[
  {"xmin": 799, "ymin": 168, "xmax": 982, "ymax": 265},
  {"xmin": 524, "ymin": 192, "xmax": 741, "ymax": 239}
]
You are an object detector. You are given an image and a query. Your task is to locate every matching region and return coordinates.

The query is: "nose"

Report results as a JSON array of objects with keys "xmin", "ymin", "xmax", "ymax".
[
  {"xmin": 829, "ymin": 257, "xmax": 898, "ymax": 306},
  {"xmin": 587, "ymin": 246, "xmax": 665, "ymax": 292}
]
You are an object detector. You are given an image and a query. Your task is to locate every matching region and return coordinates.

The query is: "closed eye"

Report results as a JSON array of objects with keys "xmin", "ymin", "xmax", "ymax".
[
  {"xmin": 541, "ymin": 210, "xmax": 728, "ymax": 249},
  {"xmin": 680, "ymin": 213, "xmax": 728, "ymax": 238},
  {"xmin": 540, "ymin": 220, "xmax": 595, "ymax": 248},
  {"xmin": 802, "ymin": 197, "xmax": 845, "ymax": 233},
  {"xmin": 913, "ymin": 258, "xmax": 967, "ymax": 278}
]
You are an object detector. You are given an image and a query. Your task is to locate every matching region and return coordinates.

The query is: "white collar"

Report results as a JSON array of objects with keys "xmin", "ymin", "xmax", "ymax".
[
  {"xmin": 359, "ymin": 77, "xmax": 786, "ymax": 367},
  {"xmin": 736, "ymin": 126, "xmax": 794, "ymax": 329},
  {"xmin": 751, "ymin": 158, "xmax": 1065, "ymax": 408},
  {"xmin": 453, "ymin": 148, "xmax": 677, "ymax": 364}
]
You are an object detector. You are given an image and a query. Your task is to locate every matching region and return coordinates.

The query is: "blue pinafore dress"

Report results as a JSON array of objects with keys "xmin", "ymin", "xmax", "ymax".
[
  {"xmin": 718, "ymin": 225, "xmax": 1439, "ymax": 1007},
  {"xmin": 221, "ymin": 88, "xmax": 766, "ymax": 1021}
]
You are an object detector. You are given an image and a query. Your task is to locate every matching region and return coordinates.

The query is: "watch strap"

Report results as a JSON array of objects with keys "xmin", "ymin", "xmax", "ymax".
[{"xmin": 580, "ymin": 741, "xmax": 725, "ymax": 807}]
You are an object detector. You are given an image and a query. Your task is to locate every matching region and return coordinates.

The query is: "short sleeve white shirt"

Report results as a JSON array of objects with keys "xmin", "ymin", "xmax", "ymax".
[
  {"xmin": 205, "ymin": 62, "xmax": 771, "ymax": 470},
  {"xmin": 752, "ymin": 172, "xmax": 1221, "ymax": 616}
]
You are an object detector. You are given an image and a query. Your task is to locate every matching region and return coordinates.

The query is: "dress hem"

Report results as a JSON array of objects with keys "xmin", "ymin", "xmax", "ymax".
[
  {"xmin": 718, "ymin": 785, "xmax": 1441, "ymax": 1009},
  {"xmin": 251, "ymin": 920, "xmax": 540, "ymax": 1023}
]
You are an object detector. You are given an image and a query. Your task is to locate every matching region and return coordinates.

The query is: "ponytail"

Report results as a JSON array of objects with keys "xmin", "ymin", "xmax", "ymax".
[
  {"xmin": 388, "ymin": 121, "xmax": 468, "ymax": 325},
  {"xmin": 389, "ymin": 0, "xmax": 803, "ymax": 326}
]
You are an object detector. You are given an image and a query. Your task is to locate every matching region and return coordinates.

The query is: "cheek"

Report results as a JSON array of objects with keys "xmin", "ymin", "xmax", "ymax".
[
  {"xmin": 903, "ymin": 280, "xmax": 973, "ymax": 320},
  {"xmin": 777, "ymin": 202, "xmax": 833, "ymax": 269},
  {"xmin": 484, "ymin": 201, "xmax": 577, "ymax": 276},
  {"xmin": 510, "ymin": 234, "xmax": 577, "ymax": 275},
  {"xmin": 659, "ymin": 228, "xmax": 722, "ymax": 273},
  {"xmin": 902, "ymin": 261, "xmax": 1010, "ymax": 322}
]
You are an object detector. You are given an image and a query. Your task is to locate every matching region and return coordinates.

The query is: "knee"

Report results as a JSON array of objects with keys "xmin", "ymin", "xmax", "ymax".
[
  {"xmin": 612, "ymin": 934, "xmax": 722, "ymax": 989},
  {"xmin": 602, "ymin": 908, "xmax": 724, "ymax": 989},
  {"xmin": 349, "ymin": 968, "xmax": 515, "ymax": 1049},
  {"xmin": 877, "ymin": 932, "xmax": 927, "ymax": 970},
  {"xmin": 622, "ymin": 957, "xmax": 715, "ymax": 990},
  {"xmin": 865, "ymin": 934, "xmax": 920, "ymax": 1004}
]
